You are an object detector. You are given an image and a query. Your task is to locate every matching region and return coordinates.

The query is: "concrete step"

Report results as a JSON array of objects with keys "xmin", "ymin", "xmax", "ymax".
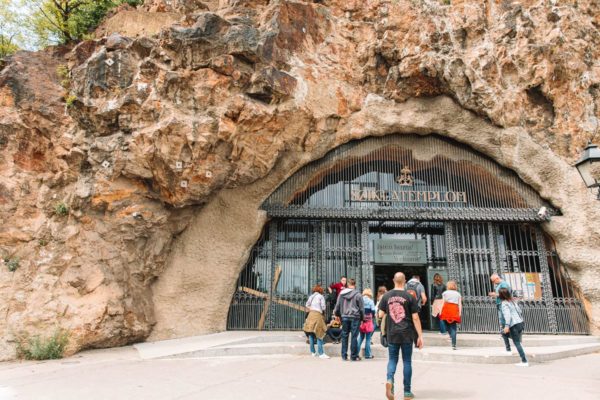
[
  {"xmin": 161, "ymin": 341, "xmax": 600, "ymax": 364},
  {"xmin": 134, "ymin": 331, "xmax": 600, "ymax": 364},
  {"xmin": 209, "ymin": 331, "xmax": 600, "ymax": 348}
]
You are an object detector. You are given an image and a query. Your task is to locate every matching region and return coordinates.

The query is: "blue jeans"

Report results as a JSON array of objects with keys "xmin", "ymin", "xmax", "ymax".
[
  {"xmin": 341, "ymin": 317, "xmax": 360, "ymax": 360},
  {"xmin": 308, "ymin": 333, "xmax": 324, "ymax": 355},
  {"xmin": 509, "ymin": 322, "xmax": 527, "ymax": 363},
  {"xmin": 387, "ymin": 342, "xmax": 413, "ymax": 393},
  {"xmin": 357, "ymin": 331, "xmax": 373, "ymax": 358},
  {"xmin": 438, "ymin": 317, "xmax": 447, "ymax": 334},
  {"xmin": 497, "ymin": 306, "xmax": 512, "ymax": 351},
  {"xmin": 446, "ymin": 322, "xmax": 457, "ymax": 347}
]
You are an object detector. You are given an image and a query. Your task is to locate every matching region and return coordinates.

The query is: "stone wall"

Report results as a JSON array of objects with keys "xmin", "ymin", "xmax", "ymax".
[{"xmin": 1, "ymin": 0, "xmax": 599, "ymax": 360}]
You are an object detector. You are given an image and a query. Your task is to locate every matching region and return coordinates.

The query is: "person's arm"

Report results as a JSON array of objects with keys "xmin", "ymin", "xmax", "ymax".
[
  {"xmin": 458, "ymin": 296, "xmax": 463, "ymax": 316},
  {"xmin": 378, "ymin": 298, "xmax": 386, "ymax": 320},
  {"xmin": 420, "ymin": 291, "xmax": 427, "ymax": 306},
  {"xmin": 333, "ymin": 297, "xmax": 340, "ymax": 317},
  {"xmin": 319, "ymin": 294, "xmax": 326, "ymax": 313},
  {"xmin": 501, "ymin": 302, "xmax": 511, "ymax": 332},
  {"xmin": 358, "ymin": 296, "xmax": 365, "ymax": 321},
  {"xmin": 412, "ymin": 313, "xmax": 424, "ymax": 349},
  {"xmin": 305, "ymin": 293, "xmax": 313, "ymax": 309}
]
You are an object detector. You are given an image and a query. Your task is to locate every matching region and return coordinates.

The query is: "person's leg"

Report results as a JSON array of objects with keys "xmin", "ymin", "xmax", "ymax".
[
  {"xmin": 365, "ymin": 331, "xmax": 373, "ymax": 358},
  {"xmin": 317, "ymin": 337, "xmax": 325, "ymax": 356},
  {"xmin": 447, "ymin": 323, "xmax": 457, "ymax": 348},
  {"xmin": 439, "ymin": 316, "xmax": 447, "ymax": 334},
  {"xmin": 400, "ymin": 342, "xmax": 414, "ymax": 395},
  {"xmin": 308, "ymin": 333, "xmax": 316, "ymax": 354},
  {"xmin": 341, "ymin": 318, "xmax": 350, "ymax": 360},
  {"xmin": 497, "ymin": 307, "xmax": 511, "ymax": 351},
  {"xmin": 357, "ymin": 331, "xmax": 365, "ymax": 355},
  {"xmin": 350, "ymin": 318, "xmax": 360, "ymax": 359},
  {"xmin": 386, "ymin": 343, "xmax": 400, "ymax": 399},
  {"xmin": 510, "ymin": 323, "xmax": 528, "ymax": 363},
  {"xmin": 332, "ymin": 328, "xmax": 342, "ymax": 343}
]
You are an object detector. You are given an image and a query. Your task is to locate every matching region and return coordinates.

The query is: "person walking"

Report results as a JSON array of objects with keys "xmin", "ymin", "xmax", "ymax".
[
  {"xmin": 489, "ymin": 273, "xmax": 513, "ymax": 353},
  {"xmin": 406, "ymin": 275, "xmax": 427, "ymax": 310},
  {"xmin": 357, "ymin": 288, "xmax": 376, "ymax": 359},
  {"xmin": 375, "ymin": 286, "xmax": 388, "ymax": 331},
  {"xmin": 439, "ymin": 280, "xmax": 462, "ymax": 350},
  {"xmin": 499, "ymin": 288, "xmax": 529, "ymax": 367},
  {"xmin": 303, "ymin": 284, "xmax": 330, "ymax": 359},
  {"xmin": 378, "ymin": 272, "xmax": 424, "ymax": 400},
  {"xmin": 430, "ymin": 273, "xmax": 447, "ymax": 335},
  {"xmin": 333, "ymin": 278, "xmax": 364, "ymax": 361}
]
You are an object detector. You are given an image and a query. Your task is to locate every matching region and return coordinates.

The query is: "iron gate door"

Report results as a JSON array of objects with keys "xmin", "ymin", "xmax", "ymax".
[{"xmin": 227, "ymin": 219, "xmax": 370, "ymax": 331}]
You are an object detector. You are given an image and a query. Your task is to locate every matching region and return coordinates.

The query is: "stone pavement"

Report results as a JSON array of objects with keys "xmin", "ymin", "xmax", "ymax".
[{"xmin": 0, "ymin": 342, "xmax": 599, "ymax": 400}]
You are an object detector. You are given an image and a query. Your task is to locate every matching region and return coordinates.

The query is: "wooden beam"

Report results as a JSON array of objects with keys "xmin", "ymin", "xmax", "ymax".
[{"xmin": 258, "ymin": 266, "xmax": 282, "ymax": 330}]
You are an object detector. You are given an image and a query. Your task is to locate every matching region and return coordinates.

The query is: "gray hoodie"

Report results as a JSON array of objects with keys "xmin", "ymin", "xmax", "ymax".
[{"xmin": 333, "ymin": 288, "xmax": 365, "ymax": 320}]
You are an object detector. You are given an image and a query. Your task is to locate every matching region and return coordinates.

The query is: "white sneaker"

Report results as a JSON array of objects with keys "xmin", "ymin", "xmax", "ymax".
[
  {"xmin": 515, "ymin": 362, "xmax": 529, "ymax": 367},
  {"xmin": 319, "ymin": 354, "xmax": 330, "ymax": 359},
  {"xmin": 311, "ymin": 352, "xmax": 317, "ymax": 357},
  {"xmin": 504, "ymin": 350, "xmax": 512, "ymax": 355}
]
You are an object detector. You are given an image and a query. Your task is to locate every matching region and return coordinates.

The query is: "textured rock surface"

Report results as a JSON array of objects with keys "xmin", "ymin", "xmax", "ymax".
[{"xmin": 1, "ymin": 0, "xmax": 600, "ymax": 360}]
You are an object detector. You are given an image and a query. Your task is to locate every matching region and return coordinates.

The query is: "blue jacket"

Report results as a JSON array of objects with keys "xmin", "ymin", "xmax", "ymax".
[{"xmin": 501, "ymin": 300, "xmax": 523, "ymax": 328}]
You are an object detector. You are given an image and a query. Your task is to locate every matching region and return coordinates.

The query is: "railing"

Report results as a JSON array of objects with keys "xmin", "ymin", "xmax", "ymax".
[{"xmin": 458, "ymin": 297, "xmax": 589, "ymax": 334}]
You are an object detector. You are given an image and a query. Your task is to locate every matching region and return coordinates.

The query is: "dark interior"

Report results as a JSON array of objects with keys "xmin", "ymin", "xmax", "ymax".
[{"xmin": 374, "ymin": 264, "xmax": 431, "ymax": 330}]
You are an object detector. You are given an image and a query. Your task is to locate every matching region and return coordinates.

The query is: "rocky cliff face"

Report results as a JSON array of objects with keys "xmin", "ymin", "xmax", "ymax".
[{"xmin": 1, "ymin": 0, "xmax": 600, "ymax": 360}]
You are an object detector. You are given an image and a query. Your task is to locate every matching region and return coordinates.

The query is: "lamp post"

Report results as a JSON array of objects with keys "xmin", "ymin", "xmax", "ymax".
[{"xmin": 575, "ymin": 141, "xmax": 600, "ymax": 200}]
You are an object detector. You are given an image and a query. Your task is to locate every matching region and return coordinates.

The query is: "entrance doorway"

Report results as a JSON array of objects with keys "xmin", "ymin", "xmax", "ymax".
[{"xmin": 374, "ymin": 264, "xmax": 431, "ymax": 330}]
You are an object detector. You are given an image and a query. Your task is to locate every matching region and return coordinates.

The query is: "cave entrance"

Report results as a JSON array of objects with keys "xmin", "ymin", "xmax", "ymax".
[{"xmin": 226, "ymin": 135, "xmax": 589, "ymax": 334}]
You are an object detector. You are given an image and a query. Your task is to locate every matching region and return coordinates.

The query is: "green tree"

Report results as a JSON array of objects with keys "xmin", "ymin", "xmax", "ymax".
[
  {"xmin": 0, "ymin": 0, "xmax": 23, "ymax": 59},
  {"xmin": 24, "ymin": 0, "xmax": 143, "ymax": 47},
  {"xmin": 0, "ymin": 34, "xmax": 19, "ymax": 58}
]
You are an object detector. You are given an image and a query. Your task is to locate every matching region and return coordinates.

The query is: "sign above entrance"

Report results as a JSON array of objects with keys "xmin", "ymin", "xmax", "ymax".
[
  {"xmin": 373, "ymin": 239, "xmax": 427, "ymax": 265},
  {"xmin": 351, "ymin": 165, "xmax": 467, "ymax": 204}
]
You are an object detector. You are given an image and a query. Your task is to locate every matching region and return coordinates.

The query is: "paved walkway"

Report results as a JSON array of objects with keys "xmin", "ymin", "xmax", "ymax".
[{"xmin": 0, "ymin": 344, "xmax": 599, "ymax": 399}]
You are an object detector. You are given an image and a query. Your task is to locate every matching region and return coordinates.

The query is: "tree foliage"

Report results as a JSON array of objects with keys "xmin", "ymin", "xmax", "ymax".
[
  {"xmin": 0, "ymin": 0, "xmax": 22, "ymax": 59},
  {"xmin": 22, "ymin": 0, "xmax": 143, "ymax": 47}
]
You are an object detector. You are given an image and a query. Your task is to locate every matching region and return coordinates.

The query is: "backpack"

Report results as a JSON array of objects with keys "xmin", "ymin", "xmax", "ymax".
[{"xmin": 406, "ymin": 280, "xmax": 419, "ymax": 300}]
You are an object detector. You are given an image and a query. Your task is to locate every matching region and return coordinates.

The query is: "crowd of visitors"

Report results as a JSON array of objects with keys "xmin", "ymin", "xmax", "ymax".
[{"xmin": 304, "ymin": 272, "xmax": 529, "ymax": 400}]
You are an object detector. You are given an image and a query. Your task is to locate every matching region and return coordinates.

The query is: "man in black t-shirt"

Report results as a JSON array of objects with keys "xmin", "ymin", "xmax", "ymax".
[{"xmin": 378, "ymin": 272, "xmax": 424, "ymax": 400}]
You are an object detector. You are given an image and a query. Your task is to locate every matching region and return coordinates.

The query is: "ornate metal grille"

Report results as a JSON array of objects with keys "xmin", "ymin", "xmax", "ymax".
[
  {"xmin": 264, "ymin": 135, "xmax": 554, "ymax": 222},
  {"xmin": 227, "ymin": 220, "xmax": 367, "ymax": 331},
  {"xmin": 448, "ymin": 222, "xmax": 589, "ymax": 334}
]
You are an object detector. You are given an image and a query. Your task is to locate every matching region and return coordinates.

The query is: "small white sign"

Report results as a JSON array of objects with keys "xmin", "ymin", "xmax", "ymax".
[
  {"xmin": 105, "ymin": 58, "xmax": 114, "ymax": 66},
  {"xmin": 180, "ymin": 180, "xmax": 188, "ymax": 188},
  {"xmin": 101, "ymin": 160, "xmax": 110, "ymax": 169},
  {"xmin": 175, "ymin": 161, "xmax": 183, "ymax": 170},
  {"xmin": 205, "ymin": 170, "xmax": 213, "ymax": 178}
]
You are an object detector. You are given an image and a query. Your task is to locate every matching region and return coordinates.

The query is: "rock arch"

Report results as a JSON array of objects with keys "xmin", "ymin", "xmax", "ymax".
[{"xmin": 149, "ymin": 96, "xmax": 600, "ymax": 340}]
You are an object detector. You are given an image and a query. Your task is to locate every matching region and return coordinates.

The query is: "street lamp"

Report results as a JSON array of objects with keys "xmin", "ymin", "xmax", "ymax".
[{"xmin": 575, "ymin": 141, "xmax": 600, "ymax": 199}]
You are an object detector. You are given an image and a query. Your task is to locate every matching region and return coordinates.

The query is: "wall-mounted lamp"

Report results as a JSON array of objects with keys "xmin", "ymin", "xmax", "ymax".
[{"xmin": 575, "ymin": 141, "xmax": 600, "ymax": 200}]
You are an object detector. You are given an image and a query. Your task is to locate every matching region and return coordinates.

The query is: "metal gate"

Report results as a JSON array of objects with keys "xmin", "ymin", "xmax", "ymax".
[
  {"xmin": 227, "ymin": 135, "xmax": 590, "ymax": 334},
  {"xmin": 227, "ymin": 220, "xmax": 369, "ymax": 331},
  {"xmin": 228, "ymin": 219, "xmax": 589, "ymax": 334},
  {"xmin": 445, "ymin": 222, "xmax": 589, "ymax": 334}
]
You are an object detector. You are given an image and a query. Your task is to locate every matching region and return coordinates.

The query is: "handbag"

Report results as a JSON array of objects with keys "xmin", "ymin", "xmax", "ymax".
[{"xmin": 359, "ymin": 319, "xmax": 374, "ymax": 333}]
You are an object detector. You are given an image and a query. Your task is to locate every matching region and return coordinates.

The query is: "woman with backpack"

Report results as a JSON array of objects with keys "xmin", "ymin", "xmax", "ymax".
[
  {"xmin": 303, "ymin": 284, "xmax": 330, "ymax": 359},
  {"xmin": 357, "ymin": 288, "xmax": 376, "ymax": 359},
  {"xmin": 499, "ymin": 287, "xmax": 529, "ymax": 367},
  {"xmin": 439, "ymin": 280, "xmax": 462, "ymax": 350}
]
